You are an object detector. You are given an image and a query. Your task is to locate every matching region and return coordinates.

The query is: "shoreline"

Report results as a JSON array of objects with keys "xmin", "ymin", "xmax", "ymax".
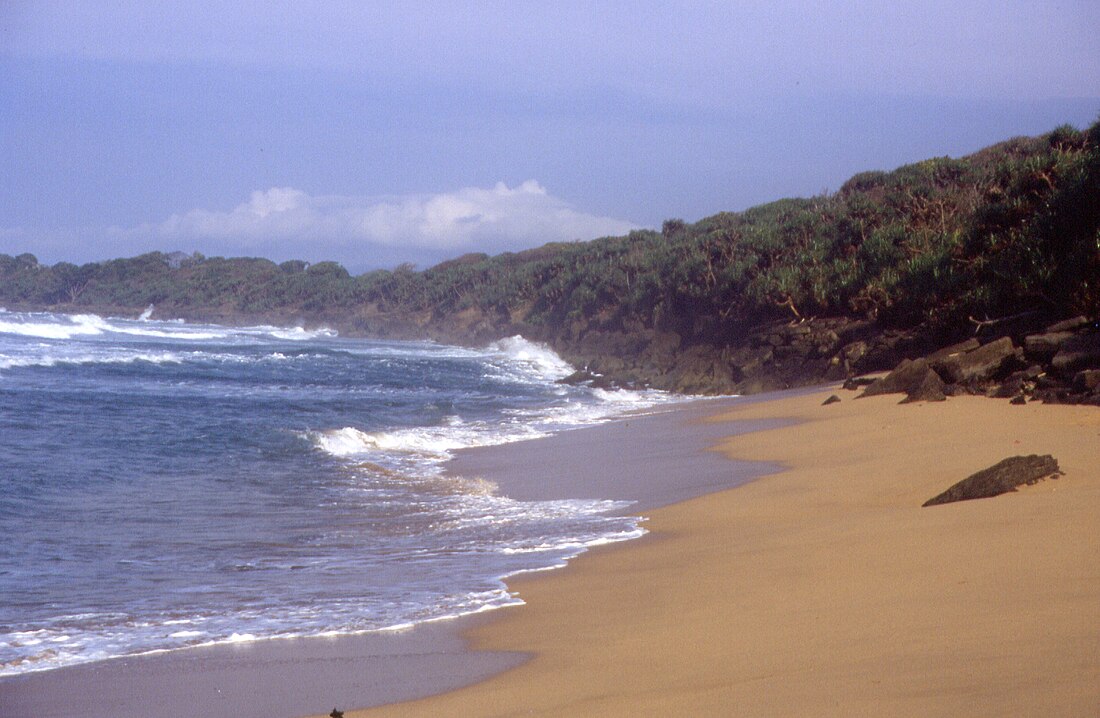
[
  {"xmin": 342, "ymin": 387, "xmax": 1100, "ymax": 717},
  {"xmin": 0, "ymin": 394, "xmax": 789, "ymax": 718}
]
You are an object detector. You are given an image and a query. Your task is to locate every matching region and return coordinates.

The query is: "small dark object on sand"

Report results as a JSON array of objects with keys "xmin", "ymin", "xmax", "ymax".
[
  {"xmin": 923, "ymin": 455, "xmax": 1062, "ymax": 507},
  {"xmin": 330, "ymin": 709, "xmax": 345, "ymax": 718},
  {"xmin": 822, "ymin": 394, "xmax": 841, "ymax": 405}
]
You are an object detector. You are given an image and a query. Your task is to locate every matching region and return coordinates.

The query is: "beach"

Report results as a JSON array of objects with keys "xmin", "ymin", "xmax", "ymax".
[
  {"xmin": 0, "ymin": 396, "xmax": 776, "ymax": 718},
  {"xmin": 4, "ymin": 386, "xmax": 1098, "ymax": 717},
  {"xmin": 338, "ymin": 387, "xmax": 1100, "ymax": 717}
]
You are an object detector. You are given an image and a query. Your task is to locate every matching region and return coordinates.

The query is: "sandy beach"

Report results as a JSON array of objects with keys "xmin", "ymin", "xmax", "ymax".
[
  {"xmin": 338, "ymin": 387, "xmax": 1100, "ymax": 717},
  {"xmin": 5, "ymin": 387, "xmax": 1098, "ymax": 717}
]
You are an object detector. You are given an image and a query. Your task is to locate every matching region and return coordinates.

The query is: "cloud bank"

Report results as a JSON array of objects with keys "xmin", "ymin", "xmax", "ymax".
[{"xmin": 124, "ymin": 181, "xmax": 637, "ymax": 268}]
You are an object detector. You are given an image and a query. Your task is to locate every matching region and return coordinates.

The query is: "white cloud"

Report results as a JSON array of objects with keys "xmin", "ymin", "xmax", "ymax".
[{"xmin": 128, "ymin": 181, "xmax": 638, "ymax": 265}]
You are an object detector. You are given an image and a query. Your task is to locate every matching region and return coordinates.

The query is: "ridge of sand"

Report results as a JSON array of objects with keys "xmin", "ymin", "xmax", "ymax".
[{"xmin": 340, "ymin": 389, "xmax": 1100, "ymax": 717}]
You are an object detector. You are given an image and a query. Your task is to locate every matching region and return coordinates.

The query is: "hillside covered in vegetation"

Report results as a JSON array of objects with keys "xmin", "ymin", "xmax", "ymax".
[{"xmin": 3, "ymin": 120, "xmax": 1098, "ymax": 394}]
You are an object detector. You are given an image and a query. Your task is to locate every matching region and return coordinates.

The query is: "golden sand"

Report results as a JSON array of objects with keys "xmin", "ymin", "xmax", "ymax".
[{"xmin": 338, "ymin": 389, "xmax": 1100, "ymax": 717}]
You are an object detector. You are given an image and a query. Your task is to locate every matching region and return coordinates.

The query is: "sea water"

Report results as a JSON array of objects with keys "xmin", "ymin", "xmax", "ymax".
[{"xmin": 0, "ymin": 310, "xmax": 678, "ymax": 676}]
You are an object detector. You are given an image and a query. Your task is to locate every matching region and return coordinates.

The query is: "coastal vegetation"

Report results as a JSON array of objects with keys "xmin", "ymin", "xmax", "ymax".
[{"xmin": 2, "ymin": 120, "xmax": 1098, "ymax": 393}]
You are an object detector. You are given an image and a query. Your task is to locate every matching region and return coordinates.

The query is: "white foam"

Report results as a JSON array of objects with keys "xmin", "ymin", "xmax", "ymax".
[
  {"xmin": 486, "ymin": 335, "xmax": 575, "ymax": 381},
  {"xmin": 266, "ymin": 326, "xmax": 338, "ymax": 341},
  {"xmin": 0, "ymin": 351, "xmax": 184, "ymax": 372},
  {"xmin": 309, "ymin": 422, "xmax": 545, "ymax": 462},
  {"xmin": 0, "ymin": 314, "xmax": 107, "ymax": 339},
  {"xmin": 0, "ymin": 310, "xmax": 338, "ymax": 345}
]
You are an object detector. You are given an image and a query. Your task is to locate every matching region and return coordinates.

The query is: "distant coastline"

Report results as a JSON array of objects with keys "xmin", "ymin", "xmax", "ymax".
[{"xmin": 2, "ymin": 120, "xmax": 1098, "ymax": 396}]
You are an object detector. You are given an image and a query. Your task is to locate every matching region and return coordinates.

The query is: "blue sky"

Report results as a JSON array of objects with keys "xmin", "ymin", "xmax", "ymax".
[{"xmin": 2, "ymin": 2, "xmax": 1098, "ymax": 272}]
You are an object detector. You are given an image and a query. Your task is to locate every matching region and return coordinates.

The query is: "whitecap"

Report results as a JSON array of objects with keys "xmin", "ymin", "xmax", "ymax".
[{"xmin": 485, "ymin": 335, "xmax": 575, "ymax": 381}]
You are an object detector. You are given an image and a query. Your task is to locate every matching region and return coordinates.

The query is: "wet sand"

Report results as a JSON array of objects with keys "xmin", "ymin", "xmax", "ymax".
[
  {"xmin": 0, "ymin": 395, "xmax": 787, "ymax": 718},
  {"xmin": 0, "ymin": 618, "xmax": 523, "ymax": 718},
  {"xmin": 340, "ymin": 388, "xmax": 1100, "ymax": 717}
]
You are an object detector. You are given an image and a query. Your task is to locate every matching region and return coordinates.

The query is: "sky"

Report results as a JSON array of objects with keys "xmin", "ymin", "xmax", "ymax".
[{"xmin": 2, "ymin": 2, "xmax": 1098, "ymax": 272}]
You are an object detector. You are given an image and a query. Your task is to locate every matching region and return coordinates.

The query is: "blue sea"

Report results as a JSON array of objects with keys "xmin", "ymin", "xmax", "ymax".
[{"xmin": 0, "ymin": 309, "xmax": 677, "ymax": 677}]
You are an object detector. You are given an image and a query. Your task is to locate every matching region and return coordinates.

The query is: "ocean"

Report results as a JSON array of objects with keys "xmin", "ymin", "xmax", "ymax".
[{"xmin": 0, "ymin": 309, "xmax": 678, "ymax": 677}]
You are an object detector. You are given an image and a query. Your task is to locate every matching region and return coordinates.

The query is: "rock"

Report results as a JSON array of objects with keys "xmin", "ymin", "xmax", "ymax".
[
  {"xmin": 926, "ymin": 337, "xmax": 981, "ymax": 361},
  {"xmin": 822, "ymin": 394, "xmax": 842, "ymax": 405},
  {"xmin": 899, "ymin": 369, "xmax": 947, "ymax": 403},
  {"xmin": 842, "ymin": 340, "xmax": 869, "ymax": 365},
  {"xmin": 1033, "ymin": 388, "xmax": 1068, "ymax": 404},
  {"xmin": 993, "ymin": 366, "xmax": 1042, "ymax": 399},
  {"xmin": 842, "ymin": 376, "xmax": 876, "ymax": 390},
  {"xmin": 824, "ymin": 356, "xmax": 848, "ymax": 381},
  {"xmin": 943, "ymin": 383, "xmax": 968, "ymax": 397},
  {"xmin": 1035, "ymin": 373, "xmax": 1066, "ymax": 390},
  {"xmin": 559, "ymin": 369, "xmax": 594, "ymax": 385},
  {"xmin": 931, "ymin": 336, "xmax": 1019, "ymax": 384},
  {"xmin": 814, "ymin": 330, "xmax": 841, "ymax": 356},
  {"xmin": 1010, "ymin": 394, "xmax": 1027, "ymax": 405},
  {"xmin": 1024, "ymin": 331, "xmax": 1076, "ymax": 362},
  {"xmin": 923, "ymin": 455, "xmax": 1062, "ymax": 507},
  {"xmin": 860, "ymin": 358, "xmax": 943, "ymax": 397},
  {"xmin": 1073, "ymin": 369, "xmax": 1100, "ymax": 392},
  {"xmin": 1051, "ymin": 332, "xmax": 1100, "ymax": 374},
  {"xmin": 1045, "ymin": 315, "xmax": 1091, "ymax": 333},
  {"xmin": 1013, "ymin": 364, "xmax": 1045, "ymax": 381}
]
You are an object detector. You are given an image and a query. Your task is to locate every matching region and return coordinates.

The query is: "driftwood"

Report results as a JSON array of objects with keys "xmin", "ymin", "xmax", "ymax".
[{"xmin": 967, "ymin": 311, "xmax": 1040, "ymax": 334}]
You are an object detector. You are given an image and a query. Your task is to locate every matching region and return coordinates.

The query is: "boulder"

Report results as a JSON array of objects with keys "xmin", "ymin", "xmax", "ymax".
[
  {"xmin": 927, "ymin": 337, "xmax": 980, "ymax": 361},
  {"xmin": 931, "ymin": 336, "xmax": 1019, "ymax": 384},
  {"xmin": 1024, "ymin": 331, "xmax": 1076, "ymax": 362},
  {"xmin": 1073, "ymin": 369, "xmax": 1100, "ymax": 392},
  {"xmin": 899, "ymin": 369, "xmax": 947, "ymax": 403},
  {"xmin": 1045, "ymin": 315, "xmax": 1091, "ymax": 333},
  {"xmin": 1051, "ymin": 332, "xmax": 1100, "ymax": 374},
  {"xmin": 992, "ymin": 366, "xmax": 1042, "ymax": 399},
  {"xmin": 922, "ymin": 455, "xmax": 1061, "ymax": 507},
  {"xmin": 842, "ymin": 376, "xmax": 876, "ymax": 390},
  {"xmin": 842, "ymin": 340, "xmax": 869, "ymax": 365},
  {"xmin": 822, "ymin": 394, "xmax": 842, "ymax": 406},
  {"xmin": 824, "ymin": 356, "xmax": 848, "ymax": 381},
  {"xmin": 860, "ymin": 358, "xmax": 943, "ymax": 398}
]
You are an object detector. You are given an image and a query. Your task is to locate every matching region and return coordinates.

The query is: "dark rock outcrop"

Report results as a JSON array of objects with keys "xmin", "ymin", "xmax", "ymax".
[
  {"xmin": 847, "ymin": 316, "xmax": 1099, "ymax": 406},
  {"xmin": 1046, "ymin": 316, "xmax": 1091, "ymax": 333},
  {"xmin": 1023, "ymin": 331, "xmax": 1076, "ymax": 363},
  {"xmin": 899, "ymin": 369, "xmax": 947, "ymax": 403},
  {"xmin": 859, "ymin": 358, "xmax": 935, "ymax": 397},
  {"xmin": 822, "ymin": 394, "xmax": 842, "ymax": 405},
  {"xmin": 1074, "ymin": 369, "xmax": 1100, "ymax": 392},
  {"xmin": 923, "ymin": 455, "xmax": 1062, "ymax": 507},
  {"xmin": 1051, "ymin": 332, "xmax": 1100, "ymax": 374},
  {"xmin": 930, "ymin": 336, "xmax": 1020, "ymax": 384}
]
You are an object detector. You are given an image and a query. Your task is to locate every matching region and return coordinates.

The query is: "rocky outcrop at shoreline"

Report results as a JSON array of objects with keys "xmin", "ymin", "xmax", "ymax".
[
  {"xmin": 556, "ymin": 311, "xmax": 1100, "ymax": 402},
  {"xmin": 850, "ymin": 315, "xmax": 1100, "ymax": 405}
]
